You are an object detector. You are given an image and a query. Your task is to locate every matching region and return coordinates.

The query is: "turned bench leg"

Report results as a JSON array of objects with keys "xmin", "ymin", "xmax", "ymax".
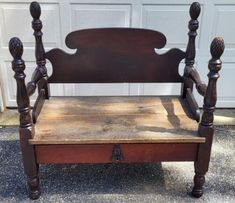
[
  {"xmin": 192, "ymin": 143, "xmax": 210, "ymax": 198},
  {"xmin": 192, "ymin": 172, "xmax": 205, "ymax": 197},
  {"xmin": 192, "ymin": 37, "xmax": 224, "ymax": 198},
  {"xmin": 27, "ymin": 176, "xmax": 40, "ymax": 199},
  {"xmin": 20, "ymin": 129, "xmax": 40, "ymax": 199},
  {"xmin": 192, "ymin": 126, "xmax": 214, "ymax": 198},
  {"xmin": 191, "ymin": 132, "xmax": 212, "ymax": 198},
  {"xmin": 26, "ymin": 164, "xmax": 40, "ymax": 199},
  {"xmin": 9, "ymin": 37, "xmax": 41, "ymax": 199}
]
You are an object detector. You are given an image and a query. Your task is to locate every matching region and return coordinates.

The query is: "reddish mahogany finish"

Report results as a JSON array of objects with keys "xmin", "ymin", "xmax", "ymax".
[
  {"xmin": 46, "ymin": 28, "xmax": 185, "ymax": 83},
  {"xmin": 9, "ymin": 1, "xmax": 225, "ymax": 200},
  {"xmin": 35, "ymin": 144, "xmax": 198, "ymax": 164}
]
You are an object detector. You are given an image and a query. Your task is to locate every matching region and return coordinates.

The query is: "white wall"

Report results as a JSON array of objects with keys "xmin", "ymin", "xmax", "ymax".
[
  {"xmin": 0, "ymin": 86, "xmax": 3, "ymax": 112},
  {"xmin": 0, "ymin": 0, "xmax": 234, "ymax": 107}
]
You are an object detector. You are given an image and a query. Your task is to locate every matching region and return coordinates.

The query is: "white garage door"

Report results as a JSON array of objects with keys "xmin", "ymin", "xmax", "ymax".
[{"xmin": 0, "ymin": 0, "xmax": 234, "ymax": 107}]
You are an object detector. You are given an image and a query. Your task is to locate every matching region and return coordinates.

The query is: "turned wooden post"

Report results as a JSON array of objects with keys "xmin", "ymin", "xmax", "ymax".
[
  {"xmin": 9, "ymin": 37, "xmax": 40, "ymax": 199},
  {"xmin": 27, "ymin": 1, "xmax": 49, "ymax": 98},
  {"xmin": 182, "ymin": 2, "xmax": 201, "ymax": 98},
  {"xmin": 192, "ymin": 37, "xmax": 224, "ymax": 198}
]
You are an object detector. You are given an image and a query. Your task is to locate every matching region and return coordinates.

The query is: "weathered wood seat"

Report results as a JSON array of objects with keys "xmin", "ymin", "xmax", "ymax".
[
  {"xmin": 32, "ymin": 96, "xmax": 204, "ymax": 145},
  {"xmin": 9, "ymin": 1, "xmax": 224, "ymax": 200}
]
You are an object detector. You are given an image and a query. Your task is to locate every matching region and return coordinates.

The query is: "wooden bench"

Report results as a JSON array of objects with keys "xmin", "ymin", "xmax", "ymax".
[{"xmin": 9, "ymin": 1, "xmax": 224, "ymax": 199}]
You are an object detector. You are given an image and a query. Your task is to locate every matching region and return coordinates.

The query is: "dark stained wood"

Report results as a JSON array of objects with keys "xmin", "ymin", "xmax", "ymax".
[
  {"xmin": 30, "ymin": 96, "xmax": 205, "ymax": 145},
  {"xmin": 200, "ymin": 37, "xmax": 224, "ymax": 127},
  {"xmin": 111, "ymin": 144, "xmax": 124, "ymax": 161},
  {"xmin": 9, "ymin": 37, "xmax": 40, "ymax": 200},
  {"xmin": 35, "ymin": 143, "xmax": 198, "ymax": 164},
  {"xmin": 192, "ymin": 37, "xmax": 224, "ymax": 198},
  {"xmin": 182, "ymin": 2, "xmax": 201, "ymax": 98},
  {"xmin": 121, "ymin": 143, "xmax": 198, "ymax": 162},
  {"xmin": 9, "ymin": 38, "xmax": 30, "ymax": 128},
  {"xmin": 32, "ymin": 88, "xmax": 45, "ymax": 124},
  {"xmin": 46, "ymin": 28, "xmax": 185, "ymax": 83},
  {"xmin": 186, "ymin": 88, "xmax": 200, "ymax": 122},
  {"xmin": 10, "ymin": 1, "xmax": 225, "ymax": 199},
  {"xmin": 27, "ymin": 1, "xmax": 49, "ymax": 98},
  {"xmin": 186, "ymin": 67, "xmax": 207, "ymax": 96},
  {"xmin": 185, "ymin": 2, "xmax": 201, "ymax": 66}
]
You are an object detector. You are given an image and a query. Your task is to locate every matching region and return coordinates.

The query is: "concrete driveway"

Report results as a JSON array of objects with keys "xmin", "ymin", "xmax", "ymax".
[{"xmin": 0, "ymin": 126, "xmax": 234, "ymax": 202}]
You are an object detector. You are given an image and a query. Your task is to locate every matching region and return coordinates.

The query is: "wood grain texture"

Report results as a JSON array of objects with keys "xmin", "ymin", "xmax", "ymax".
[
  {"xmin": 186, "ymin": 88, "xmax": 200, "ymax": 122},
  {"xmin": 46, "ymin": 28, "xmax": 185, "ymax": 83},
  {"xmin": 32, "ymin": 89, "xmax": 45, "ymax": 124},
  {"xmin": 192, "ymin": 37, "xmax": 225, "ymax": 198},
  {"xmin": 35, "ymin": 143, "xmax": 198, "ymax": 164},
  {"xmin": 9, "ymin": 37, "xmax": 40, "ymax": 199},
  {"xmin": 182, "ymin": 2, "xmax": 200, "ymax": 98},
  {"xmin": 28, "ymin": 1, "xmax": 49, "ymax": 99},
  {"xmin": 30, "ymin": 96, "xmax": 205, "ymax": 145}
]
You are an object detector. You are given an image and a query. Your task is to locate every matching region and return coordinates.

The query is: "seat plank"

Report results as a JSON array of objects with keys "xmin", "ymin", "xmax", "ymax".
[{"xmin": 30, "ymin": 96, "xmax": 205, "ymax": 144}]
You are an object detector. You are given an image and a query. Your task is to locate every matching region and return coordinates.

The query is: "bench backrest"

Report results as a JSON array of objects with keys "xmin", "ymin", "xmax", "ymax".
[{"xmin": 46, "ymin": 28, "xmax": 185, "ymax": 83}]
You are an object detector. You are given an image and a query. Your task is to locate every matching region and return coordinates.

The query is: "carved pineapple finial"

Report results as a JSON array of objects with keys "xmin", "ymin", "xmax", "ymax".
[
  {"xmin": 210, "ymin": 37, "xmax": 225, "ymax": 60},
  {"xmin": 9, "ymin": 37, "xmax": 25, "ymax": 78},
  {"xmin": 190, "ymin": 2, "xmax": 201, "ymax": 21},
  {"xmin": 30, "ymin": 1, "xmax": 41, "ymax": 20},
  {"xmin": 9, "ymin": 37, "xmax": 23, "ymax": 61},
  {"xmin": 188, "ymin": 2, "xmax": 200, "ymax": 34},
  {"xmin": 208, "ymin": 37, "xmax": 224, "ymax": 75},
  {"xmin": 30, "ymin": 2, "xmax": 42, "ymax": 34},
  {"xmin": 185, "ymin": 2, "xmax": 201, "ymax": 66}
]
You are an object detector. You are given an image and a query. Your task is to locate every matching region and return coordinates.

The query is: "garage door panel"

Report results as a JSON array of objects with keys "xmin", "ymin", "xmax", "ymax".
[
  {"xmin": 0, "ymin": 0, "xmax": 234, "ymax": 107},
  {"xmin": 71, "ymin": 4, "xmax": 131, "ymax": 30},
  {"xmin": 217, "ymin": 63, "xmax": 235, "ymax": 101},
  {"xmin": 141, "ymin": 4, "xmax": 202, "ymax": 49},
  {"xmin": 0, "ymin": 3, "xmax": 61, "ymax": 48},
  {"xmin": 213, "ymin": 5, "xmax": 235, "ymax": 50}
]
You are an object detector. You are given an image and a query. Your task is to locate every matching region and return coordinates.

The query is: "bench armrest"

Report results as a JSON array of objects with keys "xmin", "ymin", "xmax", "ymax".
[{"xmin": 185, "ymin": 66, "xmax": 207, "ymax": 96}]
